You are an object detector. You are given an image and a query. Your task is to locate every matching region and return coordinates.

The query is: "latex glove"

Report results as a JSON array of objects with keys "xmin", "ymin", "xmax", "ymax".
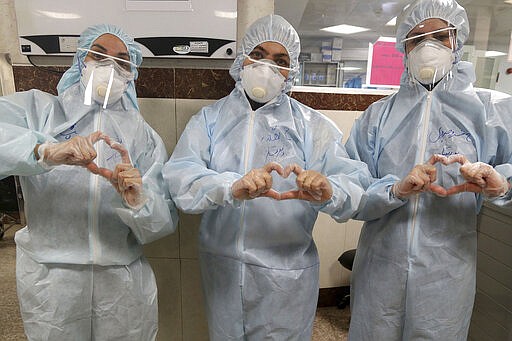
[
  {"xmin": 444, "ymin": 155, "xmax": 511, "ymax": 197},
  {"xmin": 37, "ymin": 131, "xmax": 104, "ymax": 168},
  {"xmin": 391, "ymin": 155, "xmax": 448, "ymax": 199},
  {"xmin": 89, "ymin": 136, "xmax": 147, "ymax": 209},
  {"xmin": 280, "ymin": 164, "xmax": 333, "ymax": 202},
  {"xmin": 232, "ymin": 162, "xmax": 284, "ymax": 200},
  {"xmin": 111, "ymin": 163, "xmax": 146, "ymax": 209}
]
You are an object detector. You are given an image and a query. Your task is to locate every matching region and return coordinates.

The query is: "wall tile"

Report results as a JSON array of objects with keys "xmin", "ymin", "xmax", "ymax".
[
  {"xmin": 313, "ymin": 213, "xmax": 346, "ymax": 287},
  {"xmin": 179, "ymin": 212, "xmax": 202, "ymax": 260},
  {"xmin": 175, "ymin": 98, "xmax": 217, "ymax": 138},
  {"xmin": 138, "ymin": 97, "xmax": 177, "ymax": 156},
  {"xmin": 147, "ymin": 258, "xmax": 182, "ymax": 341},
  {"xmin": 319, "ymin": 110, "xmax": 363, "ymax": 142},
  {"xmin": 143, "ymin": 232, "xmax": 180, "ymax": 259},
  {"xmin": 136, "ymin": 68, "xmax": 175, "ymax": 99},
  {"xmin": 12, "ymin": 65, "xmax": 65, "ymax": 94},
  {"xmin": 175, "ymin": 69, "xmax": 234, "ymax": 99},
  {"xmin": 291, "ymin": 91, "xmax": 386, "ymax": 111},
  {"xmin": 181, "ymin": 259, "xmax": 209, "ymax": 341}
]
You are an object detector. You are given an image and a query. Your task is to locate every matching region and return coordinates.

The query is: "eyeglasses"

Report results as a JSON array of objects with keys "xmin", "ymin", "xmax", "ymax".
[
  {"xmin": 402, "ymin": 27, "xmax": 456, "ymax": 45},
  {"xmin": 77, "ymin": 47, "xmax": 137, "ymax": 71}
]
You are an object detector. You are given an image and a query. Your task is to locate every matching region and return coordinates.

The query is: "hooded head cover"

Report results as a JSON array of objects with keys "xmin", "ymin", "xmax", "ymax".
[
  {"xmin": 57, "ymin": 24, "xmax": 143, "ymax": 109},
  {"xmin": 395, "ymin": 0, "xmax": 469, "ymax": 63},
  {"xmin": 229, "ymin": 14, "xmax": 300, "ymax": 93}
]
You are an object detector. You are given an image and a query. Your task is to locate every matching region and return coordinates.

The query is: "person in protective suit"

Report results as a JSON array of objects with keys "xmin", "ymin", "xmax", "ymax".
[
  {"xmin": 345, "ymin": 0, "xmax": 512, "ymax": 340},
  {"xmin": 162, "ymin": 14, "xmax": 371, "ymax": 340},
  {"xmin": 0, "ymin": 24, "xmax": 177, "ymax": 340}
]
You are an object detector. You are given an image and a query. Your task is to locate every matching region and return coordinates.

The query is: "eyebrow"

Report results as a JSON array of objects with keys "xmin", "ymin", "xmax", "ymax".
[
  {"xmin": 90, "ymin": 43, "xmax": 107, "ymax": 52},
  {"xmin": 273, "ymin": 53, "xmax": 289, "ymax": 59},
  {"xmin": 253, "ymin": 45, "xmax": 289, "ymax": 59},
  {"xmin": 252, "ymin": 45, "xmax": 268, "ymax": 54}
]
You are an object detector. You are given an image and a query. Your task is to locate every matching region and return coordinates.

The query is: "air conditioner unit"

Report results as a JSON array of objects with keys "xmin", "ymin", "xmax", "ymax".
[{"xmin": 14, "ymin": 0, "xmax": 237, "ymax": 59}]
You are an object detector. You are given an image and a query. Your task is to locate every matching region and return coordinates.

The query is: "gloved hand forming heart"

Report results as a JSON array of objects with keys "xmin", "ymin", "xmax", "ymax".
[
  {"xmin": 85, "ymin": 134, "xmax": 147, "ymax": 209},
  {"xmin": 439, "ymin": 154, "xmax": 510, "ymax": 197},
  {"xmin": 231, "ymin": 162, "xmax": 333, "ymax": 202},
  {"xmin": 37, "ymin": 131, "xmax": 105, "ymax": 168},
  {"xmin": 392, "ymin": 154, "xmax": 510, "ymax": 199}
]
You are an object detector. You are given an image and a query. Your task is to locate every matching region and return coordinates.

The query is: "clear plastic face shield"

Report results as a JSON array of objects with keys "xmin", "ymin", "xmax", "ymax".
[
  {"xmin": 78, "ymin": 48, "xmax": 136, "ymax": 108},
  {"xmin": 240, "ymin": 55, "xmax": 293, "ymax": 103},
  {"xmin": 243, "ymin": 54, "xmax": 293, "ymax": 72},
  {"xmin": 402, "ymin": 26, "xmax": 457, "ymax": 87}
]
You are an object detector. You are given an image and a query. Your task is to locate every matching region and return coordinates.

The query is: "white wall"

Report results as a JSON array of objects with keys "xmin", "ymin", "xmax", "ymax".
[{"xmin": 315, "ymin": 110, "xmax": 364, "ymax": 287}]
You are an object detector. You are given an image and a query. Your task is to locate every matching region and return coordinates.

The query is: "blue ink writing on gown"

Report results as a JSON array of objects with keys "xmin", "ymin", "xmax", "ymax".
[
  {"xmin": 59, "ymin": 124, "xmax": 78, "ymax": 140},
  {"xmin": 261, "ymin": 127, "xmax": 293, "ymax": 143},
  {"xmin": 266, "ymin": 146, "xmax": 285, "ymax": 159},
  {"xmin": 429, "ymin": 127, "xmax": 472, "ymax": 143},
  {"xmin": 440, "ymin": 146, "xmax": 458, "ymax": 157}
]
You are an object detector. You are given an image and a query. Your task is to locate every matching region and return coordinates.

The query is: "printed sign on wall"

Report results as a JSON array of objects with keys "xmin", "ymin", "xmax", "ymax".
[{"xmin": 367, "ymin": 40, "xmax": 404, "ymax": 87}]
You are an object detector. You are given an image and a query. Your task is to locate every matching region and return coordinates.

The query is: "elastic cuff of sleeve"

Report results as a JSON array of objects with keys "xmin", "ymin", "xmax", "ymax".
[
  {"xmin": 123, "ymin": 194, "xmax": 149, "ymax": 211},
  {"xmin": 36, "ymin": 143, "xmax": 56, "ymax": 170},
  {"xmin": 496, "ymin": 178, "xmax": 512, "ymax": 198},
  {"xmin": 389, "ymin": 183, "xmax": 406, "ymax": 201}
]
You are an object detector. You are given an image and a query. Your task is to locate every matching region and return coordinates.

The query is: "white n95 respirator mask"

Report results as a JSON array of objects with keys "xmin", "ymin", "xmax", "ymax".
[
  {"xmin": 407, "ymin": 39, "xmax": 454, "ymax": 85},
  {"xmin": 240, "ymin": 59, "xmax": 287, "ymax": 103},
  {"xmin": 80, "ymin": 59, "xmax": 133, "ymax": 108}
]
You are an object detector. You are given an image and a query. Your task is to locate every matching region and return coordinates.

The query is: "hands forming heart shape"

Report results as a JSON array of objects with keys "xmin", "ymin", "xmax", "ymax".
[
  {"xmin": 84, "ymin": 133, "xmax": 146, "ymax": 209},
  {"xmin": 84, "ymin": 133, "xmax": 132, "ymax": 181},
  {"xmin": 42, "ymin": 131, "xmax": 146, "ymax": 208},
  {"xmin": 232, "ymin": 162, "xmax": 333, "ymax": 202},
  {"xmin": 394, "ymin": 154, "xmax": 510, "ymax": 198}
]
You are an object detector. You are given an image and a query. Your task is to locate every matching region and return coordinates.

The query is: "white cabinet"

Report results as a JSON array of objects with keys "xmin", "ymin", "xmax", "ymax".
[{"xmin": 299, "ymin": 62, "xmax": 342, "ymax": 87}]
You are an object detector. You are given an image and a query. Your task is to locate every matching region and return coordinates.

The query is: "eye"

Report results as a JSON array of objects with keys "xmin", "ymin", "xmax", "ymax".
[
  {"xmin": 89, "ymin": 53, "xmax": 103, "ymax": 61},
  {"xmin": 275, "ymin": 58, "xmax": 290, "ymax": 67},
  {"xmin": 276, "ymin": 58, "xmax": 290, "ymax": 68},
  {"xmin": 405, "ymin": 40, "xmax": 417, "ymax": 52},
  {"xmin": 433, "ymin": 32, "xmax": 451, "ymax": 44},
  {"xmin": 115, "ymin": 58, "xmax": 132, "ymax": 71},
  {"xmin": 249, "ymin": 50, "xmax": 264, "ymax": 59}
]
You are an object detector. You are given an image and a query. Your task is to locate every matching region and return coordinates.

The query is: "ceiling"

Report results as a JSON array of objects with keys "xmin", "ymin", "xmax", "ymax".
[{"xmin": 275, "ymin": 0, "xmax": 512, "ymax": 53}]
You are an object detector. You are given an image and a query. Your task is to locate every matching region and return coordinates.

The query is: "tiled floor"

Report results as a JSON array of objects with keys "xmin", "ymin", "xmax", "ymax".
[
  {"xmin": 0, "ymin": 225, "xmax": 349, "ymax": 340},
  {"xmin": 0, "ymin": 224, "xmax": 24, "ymax": 340},
  {"xmin": 312, "ymin": 306, "xmax": 350, "ymax": 340}
]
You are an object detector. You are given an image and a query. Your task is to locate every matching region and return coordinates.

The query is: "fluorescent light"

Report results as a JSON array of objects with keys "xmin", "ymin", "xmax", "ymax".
[
  {"xmin": 36, "ymin": 10, "xmax": 81, "ymax": 19},
  {"xmin": 386, "ymin": 17, "xmax": 396, "ymax": 26},
  {"xmin": 377, "ymin": 36, "xmax": 396, "ymax": 42},
  {"xmin": 505, "ymin": 0, "xmax": 512, "ymax": 4},
  {"xmin": 485, "ymin": 50, "xmax": 507, "ymax": 57},
  {"xmin": 339, "ymin": 67, "xmax": 362, "ymax": 71},
  {"xmin": 321, "ymin": 24, "xmax": 370, "ymax": 35},
  {"xmin": 214, "ymin": 10, "xmax": 237, "ymax": 19}
]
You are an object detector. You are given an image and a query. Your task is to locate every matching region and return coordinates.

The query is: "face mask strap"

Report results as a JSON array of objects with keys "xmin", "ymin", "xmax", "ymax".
[
  {"xmin": 243, "ymin": 54, "xmax": 292, "ymax": 72},
  {"xmin": 102, "ymin": 67, "xmax": 115, "ymax": 109},
  {"xmin": 82, "ymin": 64, "xmax": 120, "ymax": 108},
  {"xmin": 84, "ymin": 69, "xmax": 94, "ymax": 106}
]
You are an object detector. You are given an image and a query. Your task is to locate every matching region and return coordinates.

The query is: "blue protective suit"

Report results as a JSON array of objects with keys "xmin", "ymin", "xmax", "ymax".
[
  {"xmin": 345, "ymin": 1, "xmax": 512, "ymax": 340},
  {"xmin": 0, "ymin": 24, "xmax": 177, "ymax": 340},
  {"xmin": 162, "ymin": 15, "xmax": 371, "ymax": 340}
]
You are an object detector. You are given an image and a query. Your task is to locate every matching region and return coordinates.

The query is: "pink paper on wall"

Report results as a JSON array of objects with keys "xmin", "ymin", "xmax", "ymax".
[{"xmin": 369, "ymin": 41, "xmax": 404, "ymax": 86}]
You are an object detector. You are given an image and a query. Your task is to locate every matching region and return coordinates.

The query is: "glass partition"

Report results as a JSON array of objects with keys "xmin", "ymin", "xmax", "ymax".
[{"xmin": 275, "ymin": 0, "xmax": 512, "ymax": 93}]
